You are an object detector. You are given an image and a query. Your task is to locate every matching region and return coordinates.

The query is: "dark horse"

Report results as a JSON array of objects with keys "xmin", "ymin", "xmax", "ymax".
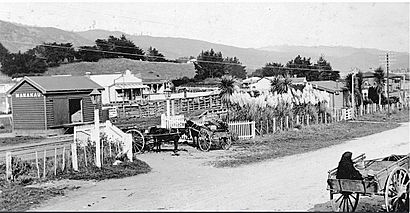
[
  {"xmin": 146, "ymin": 126, "xmax": 181, "ymax": 153},
  {"xmin": 184, "ymin": 120, "xmax": 202, "ymax": 146}
]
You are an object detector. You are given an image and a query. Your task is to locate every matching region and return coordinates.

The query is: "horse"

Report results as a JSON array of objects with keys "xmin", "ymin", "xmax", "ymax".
[
  {"xmin": 146, "ymin": 126, "xmax": 181, "ymax": 152},
  {"xmin": 184, "ymin": 120, "xmax": 203, "ymax": 146}
]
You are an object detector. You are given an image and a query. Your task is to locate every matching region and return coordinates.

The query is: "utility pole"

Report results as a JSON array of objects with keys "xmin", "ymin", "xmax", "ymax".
[
  {"xmin": 386, "ymin": 53, "xmax": 390, "ymax": 117},
  {"xmin": 352, "ymin": 72, "xmax": 355, "ymax": 117}
]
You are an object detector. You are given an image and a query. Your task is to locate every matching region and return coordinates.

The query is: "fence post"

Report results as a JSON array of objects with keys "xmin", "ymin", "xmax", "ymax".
[
  {"xmin": 6, "ymin": 152, "xmax": 12, "ymax": 181},
  {"xmin": 266, "ymin": 119, "xmax": 269, "ymax": 134},
  {"xmin": 273, "ymin": 117, "xmax": 276, "ymax": 133},
  {"xmin": 251, "ymin": 121, "xmax": 256, "ymax": 138},
  {"xmin": 285, "ymin": 116, "xmax": 289, "ymax": 130},
  {"xmin": 280, "ymin": 117, "xmax": 283, "ymax": 131},
  {"xmin": 296, "ymin": 114, "xmax": 300, "ymax": 125},
  {"xmin": 54, "ymin": 148, "xmax": 57, "ymax": 176},
  {"xmin": 71, "ymin": 143, "xmax": 78, "ymax": 171},
  {"xmin": 62, "ymin": 147, "xmax": 66, "ymax": 172},
  {"xmin": 306, "ymin": 114, "xmax": 310, "ymax": 126},
  {"xmin": 43, "ymin": 149, "xmax": 46, "ymax": 178},
  {"xmin": 124, "ymin": 133, "xmax": 133, "ymax": 162},
  {"xmin": 35, "ymin": 151, "xmax": 40, "ymax": 178},
  {"xmin": 324, "ymin": 113, "xmax": 327, "ymax": 124}
]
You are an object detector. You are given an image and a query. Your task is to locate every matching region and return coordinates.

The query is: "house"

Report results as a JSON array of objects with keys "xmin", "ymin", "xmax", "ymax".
[
  {"xmin": 7, "ymin": 76, "xmax": 104, "ymax": 136},
  {"xmin": 361, "ymin": 71, "xmax": 405, "ymax": 100},
  {"xmin": 241, "ymin": 77, "xmax": 261, "ymax": 88},
  {"xmin": 248, "ymin": 76, "xmax": 307, "ymax": 93},
  {"xmin": 308, "ymin": 80, "xmax": 347, "ymax": 110}
]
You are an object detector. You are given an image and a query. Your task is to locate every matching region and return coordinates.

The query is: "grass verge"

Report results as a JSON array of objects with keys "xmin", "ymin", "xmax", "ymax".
[
  {"xmin": 210, "ymin": 110, "xmax": 408, "ymax": 168},
  {"xmin": 0, "ymin": 158, "xmax": 151, "ymax": 211}
]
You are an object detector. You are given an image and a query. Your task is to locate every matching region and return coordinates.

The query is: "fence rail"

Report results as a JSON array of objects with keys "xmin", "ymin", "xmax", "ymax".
[{"xmin": 228, "ymin": 121, "xmax": 256, "ymax": 139}]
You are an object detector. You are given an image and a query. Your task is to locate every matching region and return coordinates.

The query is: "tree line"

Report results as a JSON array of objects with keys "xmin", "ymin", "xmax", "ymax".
[{"xmin": 0, "ymin": 34, "xmax": 170, "ymax": 78}]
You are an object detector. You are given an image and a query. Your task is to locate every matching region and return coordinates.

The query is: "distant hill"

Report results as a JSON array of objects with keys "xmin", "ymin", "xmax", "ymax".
[
  {"xmin": 0, "ymin": 20, "xmax": 408, "ymax": 77},
  {"xmin": 0, "ymin": 20, "xmax": 93, "ymax": 52},
  {"xmin": 46, "ymin": 58, "xmax": 196, "ymax": 80}
]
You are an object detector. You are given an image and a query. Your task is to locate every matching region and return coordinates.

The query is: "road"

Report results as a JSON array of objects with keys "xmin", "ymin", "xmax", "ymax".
[{"xmin": 31, "ymin": 122, "xmax": 409, "ymax": 211}]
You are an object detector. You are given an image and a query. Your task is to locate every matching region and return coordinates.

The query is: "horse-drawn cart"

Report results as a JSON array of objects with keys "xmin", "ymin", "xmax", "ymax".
[
  {"xmin": 120, "ymin": 118, "xmax": 237, "ymax": 154},
  {"xmin": 327, "ymin": 153, "xmax": 409, "ymax": 212}
]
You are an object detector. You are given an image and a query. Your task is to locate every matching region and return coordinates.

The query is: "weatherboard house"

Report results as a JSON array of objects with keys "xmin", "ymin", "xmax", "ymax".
[{"xmin": 7, "ymin": 76, "xmax": 104, "ymax": 136}]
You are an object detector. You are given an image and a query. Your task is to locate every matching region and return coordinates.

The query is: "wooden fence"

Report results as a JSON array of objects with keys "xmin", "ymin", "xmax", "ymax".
[{"xmin": 113, "ymin": 93, "xmax": 223, "ymax": 119}]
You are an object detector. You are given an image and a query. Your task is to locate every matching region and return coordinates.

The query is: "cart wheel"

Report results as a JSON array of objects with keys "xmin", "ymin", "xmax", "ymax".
[
  {"xmin": 126, "ymin": 129, "xmax": 145, "ymax": 154},
  {"xmin": 220, "ymin": 137, "xmax": 232, "ymax": 150},
  {"xmin": 384, "ymin": 167, "xmax": 409, "ymax": 212},
  {"xmin": 198, "ymin": 128, "xmax": 211, "ymax": 152},
  {"xmin": 330, "ymin": 191, "xmax": 359, "ymax": 212}
]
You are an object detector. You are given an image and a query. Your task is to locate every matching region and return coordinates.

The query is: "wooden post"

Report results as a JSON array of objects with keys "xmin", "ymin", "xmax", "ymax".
[
  {"xmin": 285, "ymin": 116, "xmax": 289, "ymax": 130},
  {"xmin": 71, "ymin": 143, "xmax": 78, "ymax": 171},
  {"xmin": 5, "ymin": 152, "xmax": 12, "ymax": 181},
  {"xmin": 54, "ymin": 148, "xmax": 57, "ymax": 176},
  {"xmin": 306, "ymin": 114, "xmax": 310, "ymax": 126},
  {"xmin": 316, "ymin": 114, "xmax": 319, "ymax": 124},
  {"xmin": 62, "ymin": 147, "xmax": 65, "ymax": 172},
  {"xmin": 35, "ymin": 151, "xmax": 40, "ymax": 178},
  {"xmin": 296, "ymin": 115, "xmax": 300, "ymax": 125},
  {"xmin": 109, "ymin": 141, "xmax": 112, "ymax": 157},
  {"xmin": 273, "ymin": 117, "xmax": 276, "ymax": 132},
  {"xmin": 84, "ymin": 146, "xmax": 87, "ymax": 167},
  {"xmin": 280, "ymin": 117, "xmax": 283, "ymax": 131},
  {"xmin": 260, "ymin": 120, "xmax": 263, "ymax": 136},
  {"xmin": 266, "ymin": 119, "xmax": 269, "ymax": 134},
  {"xmin": 324, "ymin": 113, "xmax": 327, "ymax": 124},
  {"xmin": 43, "ymin": 149, "xmax": 46, "ymax": 178}
]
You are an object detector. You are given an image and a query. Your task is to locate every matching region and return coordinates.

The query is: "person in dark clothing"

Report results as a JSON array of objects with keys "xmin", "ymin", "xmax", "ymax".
[{"xmin": 336, "ymin": 151, "xmax": 363, "ymax": 180}]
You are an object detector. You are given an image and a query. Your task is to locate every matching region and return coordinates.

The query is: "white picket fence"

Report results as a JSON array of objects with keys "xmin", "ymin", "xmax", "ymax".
[
  {"xmin": 228, "ymin": 121, "xmax": 256, "ymax": 139},
  {"xmin": 341, "ymin": 108, "xmax": 354, "ymax": 120}
]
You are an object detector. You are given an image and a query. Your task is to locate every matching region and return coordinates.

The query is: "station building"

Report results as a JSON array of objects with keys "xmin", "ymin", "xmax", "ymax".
[{"xmin": 7, "ymin": 75, "xmax": 104, "ymax": 136}]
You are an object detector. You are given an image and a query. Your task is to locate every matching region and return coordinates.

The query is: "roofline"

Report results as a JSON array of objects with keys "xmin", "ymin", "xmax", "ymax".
[{"xmin": 7, "ymin": 76, "xmax": 47, "ymax": 95}]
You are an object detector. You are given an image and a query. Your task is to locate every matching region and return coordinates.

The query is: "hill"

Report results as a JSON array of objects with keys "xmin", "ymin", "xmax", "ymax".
[
  {"xmin": 46, "ymin": 58, "xmax": 196, "ymax": 80},
  {"xmin": 0, "ymin": 20, "xmax": 93, "ymax": 52},
  {"xmin": 0, "ymin": 20, "xmax": 408, "ymax": 77}
]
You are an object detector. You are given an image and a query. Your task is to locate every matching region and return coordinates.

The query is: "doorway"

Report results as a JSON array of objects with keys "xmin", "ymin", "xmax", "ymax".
[{"xmin": 69, "ymin": 99, "xmax": 83, "ymax": 123}]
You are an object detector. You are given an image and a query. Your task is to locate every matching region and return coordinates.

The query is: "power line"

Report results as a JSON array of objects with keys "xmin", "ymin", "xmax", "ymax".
[{"xmin": 0, "ymin": 39, "xmax": 346, "ymax": 72}]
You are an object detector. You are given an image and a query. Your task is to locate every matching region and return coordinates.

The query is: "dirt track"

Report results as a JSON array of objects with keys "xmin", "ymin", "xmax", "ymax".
[{"xmin": 31, "ymin": 122, "xmax": 409, "ymax": 211}]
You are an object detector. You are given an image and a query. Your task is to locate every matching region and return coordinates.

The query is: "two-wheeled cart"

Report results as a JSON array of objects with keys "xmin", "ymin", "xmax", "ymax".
[{"xmin": 326, "ymin": 153, "xmax": 409, "ymax": 212}]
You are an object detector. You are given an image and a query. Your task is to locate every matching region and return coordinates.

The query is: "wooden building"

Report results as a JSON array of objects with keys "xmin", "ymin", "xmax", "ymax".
[{"xmin": 8, "ymin": 76, "xmax": 104, "ymax": 136}]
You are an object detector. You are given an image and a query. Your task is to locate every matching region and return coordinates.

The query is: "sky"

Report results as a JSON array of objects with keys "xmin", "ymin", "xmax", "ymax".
[{"xmin": 0, "ymin": 1, "xmax": 409, "ymax": 52}]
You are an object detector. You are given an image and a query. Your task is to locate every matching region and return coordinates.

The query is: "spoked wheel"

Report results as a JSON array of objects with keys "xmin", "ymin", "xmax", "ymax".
[
  {"xmin": 198, "ymin": 128, "xmax": 212, "ymax": 152},
  {"xmin": 330, "ymin": 191, "xmax": 360, "ymax": 212},
  {"xmin": 220, "ymin": 137, "xmax": 232, "ymax": 150},
  {"xmin": 126, "ymin": 129, "xmax": 145, "ymax": 154},
  {"xmin": 384, "ymin": 167, "xmax": 409, "ymax": 212}
]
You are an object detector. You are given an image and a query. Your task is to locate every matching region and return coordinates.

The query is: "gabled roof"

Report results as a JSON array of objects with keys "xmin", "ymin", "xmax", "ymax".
[
  {"xmin": 8, "ymin": 75, "xmax": 104, "ymax": 95},
  {"xmin": 309, "ymin": 81, "xmax": 346, "ymax": 93}
]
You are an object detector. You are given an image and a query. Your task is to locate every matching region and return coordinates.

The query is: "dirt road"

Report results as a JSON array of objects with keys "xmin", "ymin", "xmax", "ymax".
[{"xmin": 31, "ymin": 122, "xmax": 409, "ymax": 211}]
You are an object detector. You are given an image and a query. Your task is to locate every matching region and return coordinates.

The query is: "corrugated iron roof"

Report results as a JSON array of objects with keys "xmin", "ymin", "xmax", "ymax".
[
  {"xmin": 8, "ymin": 75, "xmax": 104, "ymax": 94},
  {"xmin": 309, "ymin": 80, "xmax": 346, "ymax": 93}
]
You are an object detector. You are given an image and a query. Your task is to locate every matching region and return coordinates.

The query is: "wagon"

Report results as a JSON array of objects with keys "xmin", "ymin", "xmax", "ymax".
[
  {"xmin": 326, "ymin": 153, "xmax": 409, "ymax": 212},
  {"xmin": 121, "ymin": 118, "xmax": 237, "ymax": 153}
]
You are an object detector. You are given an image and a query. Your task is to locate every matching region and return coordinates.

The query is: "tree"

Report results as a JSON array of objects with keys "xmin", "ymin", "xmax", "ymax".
[
  {"xmin": 95, "ymin": 34, "xmax": 145, "ymax": 60},
  {"xmin": 1, "ymin": 51, "xmax": 47, "ymax": 77},
  {"xmin": 315, "ymin": 55, "xmax": 332, "ymax": 71},
  {"xmin": 0, "ymin": 42, "xmax": 9, "ymax": 64},
  {"xmin": 224, "ymin": 57, "xmax": 246, "ymax": 79},
  {"xmin": 270, "ymin": 76, "xmax": 292, "ymax": 94},
  {"xmin": 345, "ymin": 73, "xmax": 363, "ymax": 107},
  {"xmin": 259, "ymin": 62, "xmax": 287, "ymax": 77},
  {"xmin": 29, "ymin": 42, "xmax": 76, "ymax": 67},
  {"xmin": 75, "ymin": 45, "xmax": 102, "ymax": 62},
  {"xmin": 218, "ymin": 75, "xmax": 236, "ymax": 121},
  {"xmin": 194, "ymin": 49, "xmax": 225, "ymax": 80},
  {"xmin": 374, "ymin": 66, "xmax": 386, "ymax": 106},
  {"xmin": 146, "ymin": 46, "xmax": 167, "ymax": 62},
  {"xmin": 286, "ymin": 55, "xmax": 319, "ymax": 81}
]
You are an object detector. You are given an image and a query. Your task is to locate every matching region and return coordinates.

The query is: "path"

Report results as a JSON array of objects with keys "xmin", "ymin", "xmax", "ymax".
[{"xmin": 31, "ymin": 122, "xmax": 409, "ymax": 211}]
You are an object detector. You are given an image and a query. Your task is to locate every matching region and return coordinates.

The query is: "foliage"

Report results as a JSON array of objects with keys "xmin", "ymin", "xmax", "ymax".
[
  {"xmin": 75, "ymin": 45, "xmax": 102, "ymax": 62},
  {"xmin": 1, "ymin": 51, "xmax": 47, "ymax": 77},
  {"xmin": 28, "ymin": 42, "xmax": 75, "ymax": 67},
  {"xmin": 194, "ymin": 49, "xmax": 225, "ymax": 80},
  {"xmin": 374, "ymin": 66, "xmax": 386, "ymax": 105},
  {"xmin": 345, "ymin": 73, "xmax": 363, "ymax": 107},
  {"xmin": 171, "ymin": 76, "xmax": 198, "ymax": 87},
  {"xmin": 0, "ymin": 42, "xmax": 9, "ymax": 64},
  {"xmin": 254, "ymin": 62, "xmax": 286, "ymax": 77},
  {"xmin": 315, "ymin": 55, "xmax": 332, "ymax": 71},
  {"xmin": 224, "ymin": 57, "xmax": 247, "ymax": 79},
  {"xmin": 146, "ymin": 46, "xmax": 167, "ymax": 62},
  {"xmin": 270, "ymin": 76, "xmax": 292, "ymax": 94},
  {"xmin": 194, "ymin": 49, "xmax": 246, "ymax": 80},
  {"xmin": 95, "ymin": 34, "xmax": 145, "ymax": 60}
]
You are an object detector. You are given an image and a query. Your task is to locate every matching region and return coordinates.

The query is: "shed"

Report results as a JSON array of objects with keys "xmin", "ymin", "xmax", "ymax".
[
  {"xmin": 309, "ymin": 80, "xmax": 347, "ymax": 110},
  {"xmin": 7, "ymin": 76, "xmax": 104, "ymax": 136}
]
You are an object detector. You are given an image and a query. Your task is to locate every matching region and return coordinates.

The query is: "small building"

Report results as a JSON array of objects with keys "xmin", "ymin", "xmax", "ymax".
[
  {"xmin": 248, "ymin": 76, "xmax": 307, "ymax": 93},
  {"xmin": 7, "ymin": 76, "xmax": 104, "ymax": 136},
  {"xmin": 308, "ymin": 80, "xmax": 347, "ymax": 110}
]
